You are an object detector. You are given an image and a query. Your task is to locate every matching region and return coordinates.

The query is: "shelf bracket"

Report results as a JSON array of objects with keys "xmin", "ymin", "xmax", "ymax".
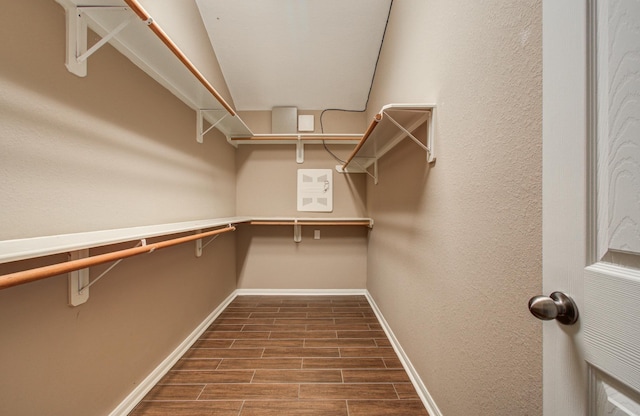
[
  {"xmin": 294, "ymin": 220, "xmax": 302, "ymax": 243},
  {"xmin": 383, "ymin": 110, "xmax": 436, "ymax": 164},
  {"xmin": 335, "ymin": 160, "xmax": 378, "ymax": 184},
  {"xmin": 197, "ymin": 109, "xmax": 228, "ymax": 143},
  {"xmin": 68, "ymin": 249, "xmax": 90, "ymax": 306},
  {"xmin": 195, "ymin": 227, "xmax": 227, "ymax": 257},
  {"xmin": 296, "ymin": 136, "xmax": 304, "ymax": 164},
  {"xmin": 64, "ymin": 6, "xmax": 132, "ymax": 77},
  {"xmin": 68, "ymin": 239, "xmax": 146, "ymax": 307}
]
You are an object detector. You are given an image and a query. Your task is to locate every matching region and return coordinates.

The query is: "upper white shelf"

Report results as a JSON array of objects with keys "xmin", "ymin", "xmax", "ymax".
[
  {"xmin": 340, "ymin": 104, "xmax": 436, "ymax": 175},
  {"xmin": 0, "ymin": 217, "xmax": 250, "ymax": 264},
  {"xmin": 56, "ymin": 0, "xmax": 253, "ymax": 139}
]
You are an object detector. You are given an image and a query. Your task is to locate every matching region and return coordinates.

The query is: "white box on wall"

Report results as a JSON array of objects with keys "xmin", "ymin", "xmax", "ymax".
[
  {"xmin": 298, "ymin": 115, "xmax": 315, "ymax": 132},
  {"xmin": 297, "ymin": 169, "xmax": 333, "ymax": 212}
]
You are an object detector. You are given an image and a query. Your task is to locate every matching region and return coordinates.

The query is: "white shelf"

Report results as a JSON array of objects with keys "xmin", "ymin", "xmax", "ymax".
[
  {"xmin": 229, "ymin": 134, "xmax": 361, "ymax": 146},
  {"xmin": 0, "ymin": 216, "xmax": 374, "ymax": 264},
  {"xmin": 55, "ymin": 0, "xmax": 253, "ymax": 139},
  {"xmin": 0, "ymin": 217, "xmax": 250, "ymax": 264},
  {"xmin": 250, "ymin": 217, "xmax": 373, "ymax": 226},
  {"xmin": 340, "ymin": 104, "xmax": 436, "ymax": 175}
]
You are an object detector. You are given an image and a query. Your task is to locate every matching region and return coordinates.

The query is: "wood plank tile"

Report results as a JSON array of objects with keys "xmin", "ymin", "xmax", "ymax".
[
  {"xmin": 375, "ymin": 338, "xmax": 392, "ymax": 347},
  {"xmin": 142, "ymin": 385, "xmax": 204, "ymax": 400},
  {"xmin": 240, "ymin": 400, "xmax": 348, "ymax": 416},
  {"xmin": 218, "ymin": 312, "xmax": 252, "ymax": 319},
  {"xmin": 135, "ymin": 295, "xmax": 423, "ymax": 416},
  {"xmin": 250, "ymin": 312, "xmax": 308, "ymax": 318},
  {"xmin": 199, "ymin": 383, "xmax": 299, "ymax": 400},
  {"xmin": 202, "ymin": 331, "xmax": 271, "ymax": 339},
  {"xmin": 217, "ymin": 358, "xmax": 302, "ymax": 370},
  {"xmin": 215, "ymin": 318, "xmax": 276, "ymax": 325},
  {"xmin": 130, "ymin": 400, "xmax": 242, "ymax": 416},
  {"xmin": 207, "ymin": 324, "xmax": 244, "ymax": 331},
  {"xmin": 232, "ymin": 339, "xmax": 304, "ymax": 348},
  {"xmin": 253, "ymin": 369, "xmax": 343, "ymax": 383},
  {"xmin": 384, "ymin": 357, "xmax": 404, "ymax": 368},
  {"xmin": 226, "ymin": 307, "xmax": 279, "ymax": 312},
  {"xmin": 269, "ymin": 331, "xmax": 337, "ymax": 339},
  {"xmin": 305, "ymin": 323, "xmax": 371, "ymax": 331},
  {"xmin": 304, "ymin": 339, "xmax": 377, "ymax": 348},
  {"xmin": 339, "ymin": 347, "xmax": 397, "ymax": 358},
  {"xmin": 242, "ymin": 324, "xmax": 307, "ymax": 331},
  {"xmin": 342, "ymin": 369, "xmax": 411, "ymax": 383},
  {"xmin": 159, "ymin": 370, "xmax": 254, "ymax": 384},
  {"xmin": 334, "ymin": 317, "xmax": 379, "ymax": 324},
  {"xmin": 347, "ymin": 400, "xmax": 429, "ymax": 416},
  {"xmin": 192, "ymin": 339, "xmax": 235, "ymax": 348},
  {"xmin": 170, "ymin": 358, "xmax": 222, "ymax": 371},
  {"xmin": 299, "ymin": 383, "xmax": 398, "ymax": 400},
  {"xmin": 276, "ymin": 307, "xmax": 334, "ymax": 313},
  {"xmin": 336, "ymin": 330, "xmax": 386, "ymax": 339},
  {"xmin": 262, "ymin": 347, "xmax": 340, "ymax": 358},
  {"xmin": 303, "ymin": 358, "xmax": 386, "ymax": 369},
  {"xmin": 183, "ymin": 348, "xmax": 264, "ymax": 359},
  {"xmin": 307, "ymin": 312, "xmax": 365, "ymax": 318},
  {"xmin": 394, "ymin": 383, "xmax": 421, "ymax": 399},
  {"xmin": 273, "ymin": 318, "xmax": 334, "ymax": 325}
]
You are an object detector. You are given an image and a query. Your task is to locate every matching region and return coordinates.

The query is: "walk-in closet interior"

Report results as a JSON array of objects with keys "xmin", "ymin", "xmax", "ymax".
[{"xmin": 0, "ymin": 0, "xmax": 542, "ymax": 415}]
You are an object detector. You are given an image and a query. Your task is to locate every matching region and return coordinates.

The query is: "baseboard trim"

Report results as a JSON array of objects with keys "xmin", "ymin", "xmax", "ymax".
[
  {"xmin": 364, "ymin": 291, "xmax": 443, "ymax": 416},
  {"xmin": 109, "ymin": 290, "xmax": 238, "ymax": 416},
  {"xmin": 234, "ymin": 288, "xmax": 368, "ymax": 296}
]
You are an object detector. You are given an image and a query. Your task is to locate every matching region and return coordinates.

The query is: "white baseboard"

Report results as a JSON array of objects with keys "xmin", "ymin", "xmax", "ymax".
[
  {"xmin": 111, "ymin": 288, "xmax": 441, "ymax": 416},
  {"xmin": 234, "ymin": 288, "xmax": 368, "ymax": 296},
  {"xmin": 364, "ymin": 291, "xmax": 443, "ymax": 416},
  {"xmin": 109, "ymin": 290, "xmax": 238, "ymax": 416}
]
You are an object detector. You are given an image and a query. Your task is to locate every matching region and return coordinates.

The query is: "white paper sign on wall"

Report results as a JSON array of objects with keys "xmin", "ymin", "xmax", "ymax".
[{"xmin": 297, "ymin": 169, "xmax": 333, "ymax": 212}]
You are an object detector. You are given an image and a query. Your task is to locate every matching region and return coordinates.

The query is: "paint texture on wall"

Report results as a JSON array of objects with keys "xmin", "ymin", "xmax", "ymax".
[
  {"xmin": 366, "ymin": 1, "xmax": 543, "ymax": 415},
  {"xmin": 0, "ymin": 1, "xmax": 237, "ymax": 414}
]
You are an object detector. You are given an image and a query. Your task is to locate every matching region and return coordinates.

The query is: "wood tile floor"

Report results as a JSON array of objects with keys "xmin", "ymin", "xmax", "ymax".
[{"xmin": 130, "ymin": 295, "xmax": 429, "ymax": 416}]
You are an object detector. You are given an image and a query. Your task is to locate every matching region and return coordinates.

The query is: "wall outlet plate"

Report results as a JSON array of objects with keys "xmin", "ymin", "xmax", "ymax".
[{"xmin": 297, "ymin": 169, "xmax": 333, "ymax": 212}]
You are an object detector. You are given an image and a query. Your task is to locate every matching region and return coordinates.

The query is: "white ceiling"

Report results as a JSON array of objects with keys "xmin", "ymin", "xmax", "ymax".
[{"xmin": 194, "ymin": 0, "xmax": 392, "ymax": 111}]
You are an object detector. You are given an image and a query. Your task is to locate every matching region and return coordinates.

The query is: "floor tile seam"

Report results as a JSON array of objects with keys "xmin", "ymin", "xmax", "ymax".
[{"xmin": 194, "ymin": 384, "xmax": 207, "ymax": 401}]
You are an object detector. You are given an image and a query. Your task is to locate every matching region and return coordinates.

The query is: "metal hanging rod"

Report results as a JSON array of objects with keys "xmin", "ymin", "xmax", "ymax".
[{"xmin": 0, "ymin": 226, "xmax": 236, "ymax": 291}]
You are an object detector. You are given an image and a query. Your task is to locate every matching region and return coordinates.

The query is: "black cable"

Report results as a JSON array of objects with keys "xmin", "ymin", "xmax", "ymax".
[
  {"xmin": 320, "ymin": 0, "xmax": 394, "ymax": 135},
  {"xmin": 321, "ymin": 0, "xmax": 393, "ymax": 163}
]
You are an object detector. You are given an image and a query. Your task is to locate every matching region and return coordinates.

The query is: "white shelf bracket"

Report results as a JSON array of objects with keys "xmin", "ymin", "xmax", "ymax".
[
  {"xmin": 336, "ymin": 160, "xmax": 378, "ymax": 184},
  {"xmin": 195, "ymin": 229, "xmax": 223, "ymax": 257},
  {"xmin": 294, "ymin": 220, "xmax": 302, "ymax": 243},
  {"xmin": 383, "ymin": 110, "xmax": 436, "ymax": 164},
  {"xmin": 197, "ymin": 109, "xmax": 228, "ymax": 143},
  {"xmin": 68, "ymin": 239, "xmax": 146, "ymax": 307},
  {"xmin": 68, "ymin": 249, "xmax": 90, "ymax": 306},
  {"xmin": 64, "ymin": 6, "xmax": 132, "ymax": 77},
  {"xmin": 296, "ymin": 136, "xmax": 304, "ymax": 164}
]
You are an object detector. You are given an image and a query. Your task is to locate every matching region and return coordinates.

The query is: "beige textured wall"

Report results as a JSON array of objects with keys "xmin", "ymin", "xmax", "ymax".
[
  {"xmin": 235, "ymin": 111, "xmax": 368, "ymax": 289},
  {"xmin": 366, "ymin": 1, "xmax": 543, "ymax": 415},
  {"xmin": 0, "ymin": 1, "xmax": 236, "ymax": 414}
]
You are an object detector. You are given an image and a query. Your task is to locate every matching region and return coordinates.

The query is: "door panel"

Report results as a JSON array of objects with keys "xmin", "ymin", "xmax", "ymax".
[
  {"xmin": 586, "ymin": 0, "xmax": 640, "ymax": 413},
  {"xmin": 543, "ymin": 0, "xmax": 640, "ymax": 414},
  {"xmin": 594, "ymin": 371, "xmax": 640, "ymax": 416}
]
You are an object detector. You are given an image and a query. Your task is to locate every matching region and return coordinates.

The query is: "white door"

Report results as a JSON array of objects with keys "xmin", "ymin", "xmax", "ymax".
[{"xmin": 542, "ymin": 0, "xmax": 640, "ymax": 414}]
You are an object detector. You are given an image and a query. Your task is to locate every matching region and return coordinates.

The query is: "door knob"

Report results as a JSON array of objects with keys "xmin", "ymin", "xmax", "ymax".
[{"xmin": 528, "ymin": 291, "xmax": 578, "ymax": 325}]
